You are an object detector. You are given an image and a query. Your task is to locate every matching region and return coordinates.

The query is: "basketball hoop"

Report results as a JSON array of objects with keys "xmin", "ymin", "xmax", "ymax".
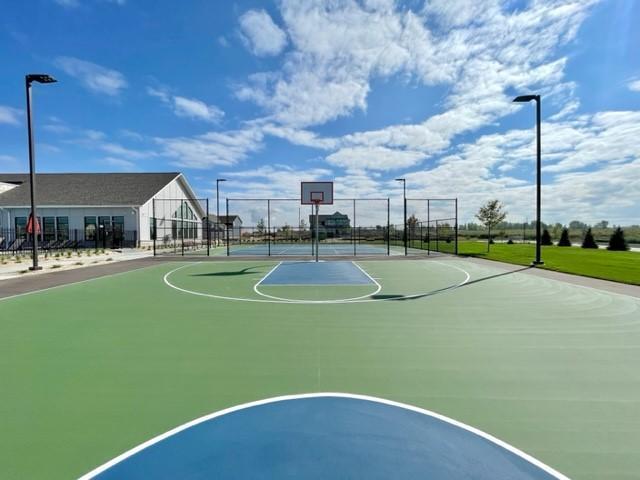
[{"xmin": 301, "ymin": 181, "xmax": 333, "ymax": 262}]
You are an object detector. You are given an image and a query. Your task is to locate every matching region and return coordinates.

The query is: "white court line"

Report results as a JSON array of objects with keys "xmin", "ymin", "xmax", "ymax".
[
  {"xmin": 252, "ymin": 261, "xmax": 381, "ymax": 303},
  {"xmin": 163, "ymin": 261, "xmax": 471, "ymax": 305},
  {"xmin": 78, "ymin": 392, "xmax": 569, "ymax": 480}
]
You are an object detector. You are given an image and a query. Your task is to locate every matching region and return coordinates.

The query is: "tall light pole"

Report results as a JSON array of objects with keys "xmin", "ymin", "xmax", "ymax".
[
  {"xmin": 513, "ymin": 94, "xmax": 543, "ymax": 265},
  {"xmin": 395, "ymin": 178, "xmax": 407, "ymax": 255},
  {"xmin": 25, "ymin": 74, "xmax": 57, "ymax": 271},
  {"xmin": 216, "ymin": 178, "xmax": 226, "ymax": 246}
]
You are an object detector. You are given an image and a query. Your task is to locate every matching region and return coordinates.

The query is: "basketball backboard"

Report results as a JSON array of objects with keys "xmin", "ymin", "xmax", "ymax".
[{"xmin": 301, "ymin": 181, "xmax": 333, "ymax": 205}]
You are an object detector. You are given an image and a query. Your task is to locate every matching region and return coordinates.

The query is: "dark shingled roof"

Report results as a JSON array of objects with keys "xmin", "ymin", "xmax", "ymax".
[{"xmin": 0, "ymin": 172, "xmax": 181, "ymax": 206}]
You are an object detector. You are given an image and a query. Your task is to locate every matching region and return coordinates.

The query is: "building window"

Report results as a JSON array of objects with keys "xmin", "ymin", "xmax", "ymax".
[
  {"xmin": 56, "ymin": 217, "xmax": 69, "ymax": 241},
  {"xmin": 112, "ymin": 216, "xmax": 124, "ymax": 246},
  {"xmin": 85, "ymin": 216, "xmax": 97, "ymax": 241},
  {"xmin": 43, "ymin": 217, "xmax": 56, "ymax": 242},
  {"xmin": 15, "ymin": 217, "xmax": 27, "ymax": 239}
]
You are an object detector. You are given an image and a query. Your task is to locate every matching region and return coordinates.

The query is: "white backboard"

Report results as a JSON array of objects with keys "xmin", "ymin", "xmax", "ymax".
[{"xmin": 301, "ymin": 181, "xmax": 334, "ymax": 205}]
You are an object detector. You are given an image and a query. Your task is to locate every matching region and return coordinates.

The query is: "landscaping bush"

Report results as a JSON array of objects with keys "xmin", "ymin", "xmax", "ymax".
[
  {"xmin": 558, "ymin": 228, "xmax": 572, "ymax": 247},
  {"xmin": 581, "ymin": 228, "xmax": 598, "ymax": 249},
  {"xmin": 507, "ymin": 239, "xmax": 514, "ymax": 244},
  {"xmin": 608, "ymin": 227, "xmax": 629, "ymax": 251},
  {"xmin": 541, "ymin": 229, "xmax": 553, "ymax": 245}
]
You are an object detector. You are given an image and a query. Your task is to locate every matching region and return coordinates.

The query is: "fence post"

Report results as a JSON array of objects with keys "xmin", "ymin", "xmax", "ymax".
[
  {"xmin": 353, "ymin": 199, "xmax": 356, "ymax": 256},
  {"xmin": 226, "ymin": 198, "xmax": 230, "ymax": 256},
  {"xmin": 427, "ymin": 199, "xmax": 430, "ymax": 256},
  {"xmin": 152, "ymin": 199, "xmax": 156, "ymax": 256},
  {"xmin": 455, "ymin": 198, "xmax": 459, "ymax": 255},
  {"xmin": 267, "ymin": 199, "xmax": 271, "ymax": 257},
  {"xmin": 206, "ymin": 199, "xmax": 210, "ymax": 257},
  {"xmin": 386, "ymin": 198, "xmax": 390, "ymax": 256}
]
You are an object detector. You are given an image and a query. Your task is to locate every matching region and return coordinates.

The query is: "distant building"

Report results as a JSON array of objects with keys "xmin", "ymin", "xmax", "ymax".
[
  {"xmin": 309, "ymin": 211, "xmax": 350, "ymax": 236},
  {"xmin": 0, "ymin": 172, "xmax": 203, "ymax": 250},
  {"xmin": 206, "ymin": 214, "xmax": 243, "ymax": 240}
]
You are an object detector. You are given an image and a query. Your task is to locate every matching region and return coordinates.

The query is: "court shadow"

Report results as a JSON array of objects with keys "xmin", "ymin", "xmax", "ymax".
[
  {"xmin": 191, "ymin": 266, "xmax": 264, "ymax": 277},
  {"xmin": 371, "ymin": 266, "xmax": 532, "ymax": 302}
]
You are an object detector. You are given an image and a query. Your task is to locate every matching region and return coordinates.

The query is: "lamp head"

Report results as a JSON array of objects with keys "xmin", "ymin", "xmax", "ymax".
[
  {"xmin": 26, "ymin": 74, "xmax": 57, "ymax": 85},
  {"xmin": 513, "ymin": 94, "xmax": 538, "ymax": 103},
  {"xmin": 395, "ymin": 178, "xmax": 405, "ymax": 182},
  {"xmin": 217, "ymin": 178, "xmax": 227, "ymax": 183}
]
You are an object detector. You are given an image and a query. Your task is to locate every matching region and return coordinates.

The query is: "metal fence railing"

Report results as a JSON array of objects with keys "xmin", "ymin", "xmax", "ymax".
[{"xmin": 0, "ymin": 228, "xmax": 138, "ymax": 255}]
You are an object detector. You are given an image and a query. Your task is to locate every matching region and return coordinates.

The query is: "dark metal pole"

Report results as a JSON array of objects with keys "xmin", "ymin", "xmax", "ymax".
[
  {"xmin": 353, "ymin": 199, "xmax": 356, "ymax": 256},
  {"xmin": 315, "ymin": 203, "xmax": 319, "ymax": 262},
  {"xmin": 25, "ymin": 79, "xmax": 41, "ymax": 270},
  {"xmin": 206, "ymin": 199, "xmax": 210, "ymax": 256},
  {"xmin": 152, "ymin": 199, "xmax": 156, "ymax": 256},
  {"xmin": 267, "ymin": 199, "xmax": 271, "ymax": 256},
  {"xmin": 403, "ymin": 182, "xmax": 407, "ymax": 256},
  {"xmin": 216, "ymin": 181, "xmax": 219, "ymax": 247},
  {"xmin": 386, "ymin": 198, "xmax": 390, "ymax": 256},
  {"xmin": 455, "ymin": 198, "xmax": 459, "ymax": 255},
  {"xmin": 427, "ymin": 199, "xmax": 430, "ymax": 256},
  {"xmin": 226, "ymin": 198, "xmax": 230, "ymax": 256},
  {"xmin": 534, "ymin": 96, "xmax": 543, "ymax": 265}
]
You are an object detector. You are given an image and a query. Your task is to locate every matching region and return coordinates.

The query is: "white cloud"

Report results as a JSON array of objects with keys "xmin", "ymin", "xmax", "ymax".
[
  {"xmin": 327, "ymin": 146, "xmax": 426, "ymax": 171},
  {"xmin": 239, "ymin": 9, "xmax": 287, "ymax": 56},
  {"xmin": 102, "ymin": 157, "xmax": 137, "ymax": 171},
  {"xmin": 55, "ymin": 56, "xmax": 127, "ymax": 96},
  {"xmin": 173, "ymin": 96, "xmax": 224, "ymax": 123},
  {"xmin": 147, "ymin": 87, "xmax": 224, "ymax": 123},
  {"xmin": 629, "ymin": 79, "xmax": 640, "ymax": 92},
  {"xmin": 0, "ymin": 106, "xmax": 22, "ymax": 126},
  {"xmin": 236, "ymin": 0, "xmax": 596, "ymax": 145},
  {"xmin": 54, "ymin": 0, "xmax": 80, "ymax": 7},
  {"xmin": 156, "ymin": 127, "xmax": 264, "ymax": 169}
]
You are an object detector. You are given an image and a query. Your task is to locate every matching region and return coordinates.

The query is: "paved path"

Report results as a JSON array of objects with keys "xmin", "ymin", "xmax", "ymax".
[
  {"xmin": 461, "ymin": 256, "xmax": 640, "ymax": 298},
  {"xmin": 0, "ymin": 258, "xmax": 156, "ymax": 300}
]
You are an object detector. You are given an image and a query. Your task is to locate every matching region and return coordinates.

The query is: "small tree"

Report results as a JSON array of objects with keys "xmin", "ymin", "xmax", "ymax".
[
  {"xmin": 607, "ymin": 227, "xmax": 629, "ymax": 251},
  {"xmin": 558, "ymin": 228, "xmax": 572, "ymax": 247},
  {"xmin": 581, "ymin": 228, "xmax": 598, "ymax": 249},
  {"xmin": 475, "ymin": 199, "xmax": 507, "ymax": 252},
  {"xmin": 256, "ymin": 218, "xmax": 266, "ymax": 234},
  {"xmin": 407, "ymin": 214, "xmax": 419, "ymax": 242},
  {"xmin": 541, "ymin": 229, "xmax": 553, "ymax": 246}
]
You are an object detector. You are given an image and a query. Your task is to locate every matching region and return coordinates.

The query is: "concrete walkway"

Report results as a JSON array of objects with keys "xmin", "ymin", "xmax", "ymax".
[
  {"xmin": 0, "ymin": 248, "xmax": 152, "ymax": 281},
  {"xmin": 460, "ymin": 255, "xmax": 640, "ymax": 298}
]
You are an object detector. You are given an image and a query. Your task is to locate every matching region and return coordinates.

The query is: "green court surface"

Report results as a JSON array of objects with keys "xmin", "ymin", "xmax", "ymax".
[{"xmin": 1, "ymin": 258, "xmax": 640, "ymax": 479}]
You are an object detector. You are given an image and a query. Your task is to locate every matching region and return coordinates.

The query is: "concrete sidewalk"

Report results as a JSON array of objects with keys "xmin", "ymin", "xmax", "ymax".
[
  {"xmin": 0, "ymin": 248, "xmax": 152, "ymax": 281},
  {"xmin": 460, "ymin": 255, "xmax": 640, "ymax": 298}
]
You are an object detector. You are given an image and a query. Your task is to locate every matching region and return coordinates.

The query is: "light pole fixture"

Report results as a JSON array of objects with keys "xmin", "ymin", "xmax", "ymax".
[
  {"xmin": 513, "ymin": 94, "xmax": 543, "ymax": 265},
  {"xmin": 25, "ymin": 73, "xmax": 57, "ymax": 271},
  {"xmin": 395, "ymin": 178, "xmax": 407, "ymax": 256},
  {"xmin": 216, "ymin": 178, "xmax": 227, "ymax": 246}
]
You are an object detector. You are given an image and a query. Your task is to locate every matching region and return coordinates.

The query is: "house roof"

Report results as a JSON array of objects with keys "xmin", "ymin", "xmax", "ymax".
[
  {"xmin": 0, "ymin": 172, "xmax": 181, "ymax": 207},
  {"xmin": 208, "ymin": 214, "xmax": 242, "ymax": 224}
]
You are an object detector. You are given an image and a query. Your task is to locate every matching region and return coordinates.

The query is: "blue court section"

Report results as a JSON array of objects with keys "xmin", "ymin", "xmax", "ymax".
[
  {"xmin": 227, "ymin": 242, "xmax": 390, "ymax": 256},
  {"xmin": 91, "ymin": 396, "xmax": 562, "ymax": 480},
  {"xmin": 260, "ymin": 261, "xmax": 375, "ymax": 285}
]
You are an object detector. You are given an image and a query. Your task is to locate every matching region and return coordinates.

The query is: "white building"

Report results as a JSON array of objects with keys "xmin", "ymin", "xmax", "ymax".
[{"xmin": 0, "ymin": 172, "xmax": 206, "ymax": 249}]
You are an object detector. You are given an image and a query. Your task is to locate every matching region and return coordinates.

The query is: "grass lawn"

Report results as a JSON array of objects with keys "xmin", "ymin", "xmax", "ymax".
[{"xmin": 458, "ymin": 242, "xmax": 640, "ymax": 285}]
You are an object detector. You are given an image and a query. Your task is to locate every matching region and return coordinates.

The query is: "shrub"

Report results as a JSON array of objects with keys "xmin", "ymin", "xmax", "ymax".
[
  {"xmin": 541, "ymin": 229, "xmax": 553, "ymax": 246},
  {"xmin": 558, "ymin": 228, "xmax": 572, "ymax": 247},
  {"xmin": 507, "ymin": 238, "xmax": 514, "ymax": 244},
  {"xmin": 581, "ymin": 228, "xmax": 598, "ymax": 249},
  {"xmin": 608, "ymin": 227, "xmax": 629, "ymax": 251}
]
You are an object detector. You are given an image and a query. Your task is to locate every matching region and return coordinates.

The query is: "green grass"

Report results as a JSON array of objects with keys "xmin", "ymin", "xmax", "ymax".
[
  {"xmin": 1, "ymin": 260, "xmax": 640, "ymax": 479},
  {"xmin": 457, "ymin": 242, "xmax": 640, "ymax": 285}
]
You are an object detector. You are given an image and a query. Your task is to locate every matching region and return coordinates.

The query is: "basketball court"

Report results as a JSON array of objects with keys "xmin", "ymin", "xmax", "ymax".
[{"xmin": 1, "ymin": 182, "xmax": 639, "ymax": 479}]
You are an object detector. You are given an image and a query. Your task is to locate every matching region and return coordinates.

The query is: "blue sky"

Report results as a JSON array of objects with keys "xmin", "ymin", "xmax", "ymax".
[{"xmin": 1, "ymin": 0, "xmax": 639, "ymax": 225}]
